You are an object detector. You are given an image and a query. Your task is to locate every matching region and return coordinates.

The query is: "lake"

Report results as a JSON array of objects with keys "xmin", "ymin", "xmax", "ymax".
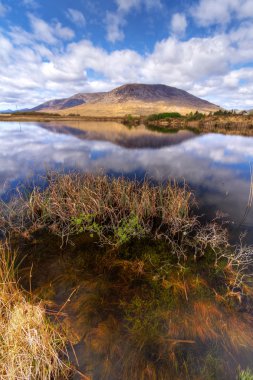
[
  {"xmin": 2, "ymin": 120, "xmax": 253, "ymax": 379},
  {"xmin": 0, "ymin": 121, "xmax": 253, "ymax": 241}
]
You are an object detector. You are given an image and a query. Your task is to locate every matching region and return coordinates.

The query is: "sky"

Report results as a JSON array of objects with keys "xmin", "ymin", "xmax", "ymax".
[{"xmin": 0, "ymin": 0, "xmax": 253, "ymax": 110}]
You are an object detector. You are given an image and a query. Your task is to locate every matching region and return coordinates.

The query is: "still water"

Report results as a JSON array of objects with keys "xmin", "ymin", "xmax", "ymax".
[
  {"xmin": 2, "ymin": 121, "xmax": 253, "ymax": 379},
  {"xmin": 0, "ymin": 121, "xmax": 253, "ymax": 240}
]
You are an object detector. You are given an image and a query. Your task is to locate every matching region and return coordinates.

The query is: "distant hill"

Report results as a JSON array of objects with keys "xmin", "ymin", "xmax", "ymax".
[
  {"xmin": 0, "ymin": 108, "xmax": 29, "ymax": 114},
  {"xmin": 0, "ymin": 109, "xmax": 15, "ymax": 114},
  {"xmin": 31, "ymin": 84, "xmax": 220, "ymax": 116},
  {"xmin": 32, "ymin": 93, "xmax": 105, "ymax": 111}
]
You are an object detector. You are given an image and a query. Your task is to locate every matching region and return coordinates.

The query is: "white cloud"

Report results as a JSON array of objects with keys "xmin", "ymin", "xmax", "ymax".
[
  {"xmin": 28, "ymin": 14, "xmax": 75, "ymax": 44},
  {"xmin": 171, "ymin": 13, "xmax": 187, "ymax": 35},
  {"xmin": 0, "ymin": 1, "xmax": 9, "ymax": 17},
  {"xmin": 106, "ymin": 12, "xmax": 125, "ymax": 43},
  {"xmin": 66, "ymin": 8, "xmax": 86, "ymax": 27},
  {"xmin": 192, "ymin": 0, "xmax": 253, "ymax": 26},
  {"xmin": 1, "ymin": 14, "xmax": 253, "ymax": 110},
  {"xmin": 106, "ymin": 0, "xmax": 162, "ymax": 42},
  {"xmin": 116, "ymin": 0, "xmax": 141, "ymax": 12},
  {"xmin": 22, "ymin": 0, "xmax": 39, "ymax": 9}
]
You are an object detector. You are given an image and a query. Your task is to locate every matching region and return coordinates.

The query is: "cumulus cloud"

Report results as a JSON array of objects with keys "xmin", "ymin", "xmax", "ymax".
[
  {"xmin": 171, "ymin": 13, "xmax": 187, "ymax": 35},
  {"xmin": 66, "ymin": 8, "xmax": 86, "ymax": 27},
  {"xmin": 1, "ymin": 11, "xmax": 253, "ymax": 110},
  {"xmin": 106, "ymin": 0, "xmax": 162, "ymax": 42},
  {"xmin": 192, "ymin": 0, "xmax": 253, "ymax": 26}
]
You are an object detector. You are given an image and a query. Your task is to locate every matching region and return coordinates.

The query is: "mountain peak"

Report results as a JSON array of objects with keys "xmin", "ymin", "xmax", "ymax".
[{"xmin": 31, "ymin": 83, "xmax": 219, "ymax": 115}]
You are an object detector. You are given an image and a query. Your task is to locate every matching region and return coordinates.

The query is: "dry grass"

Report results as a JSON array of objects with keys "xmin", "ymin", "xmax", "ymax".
[
  {"xmin": 0, "ymin": 242, "xmax": 69, "ymax": 380},
  {"xmin": 146, "ymin": 114, "xmax": 253, "ymax": 136},
  {"xmin": 57, "ymin": 100, "xmax": 215, "ymax": 117},
  {"xmin": 1, "ymin": 173, "xmax": 253, "ymax": 379},
  {"xmin": 0, "ymin": 172, "xmax": 195, "ymax": 246}
]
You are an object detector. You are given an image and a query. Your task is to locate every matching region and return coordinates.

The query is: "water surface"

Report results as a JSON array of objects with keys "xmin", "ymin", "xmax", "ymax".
[
  {"xmin": 0, "ymin": 121, "xmax": 253, "ymax": 240},
  {"xmin": 2, "ymin": 120, "xmax": 253, "ymax": 378}
]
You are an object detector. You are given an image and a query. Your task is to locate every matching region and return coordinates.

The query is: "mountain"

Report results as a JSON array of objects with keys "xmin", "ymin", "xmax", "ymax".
[
  {"xmin": 32, "ymin": 84, "xmax": 220, "ymax": 116},
  {"xmin": 31, "ymin": 92, "xmax": 105, "ymax": 111},
  {"xmin": 0, "ymin": 109, "xmax": 16, "ymax": 114},
  {"xmin": 0, "ymin": 108, "xmax": 29, "ymax": 114}
]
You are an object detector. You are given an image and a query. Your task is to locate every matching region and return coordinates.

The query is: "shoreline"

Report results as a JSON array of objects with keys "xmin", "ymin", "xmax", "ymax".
[
  {"xmin": 1, "ymin": 113, "xmax": 253, "ymax": 136},
  {"xmin": 0, "ymin": 114, "xmax": 132, "ymax": 123}
]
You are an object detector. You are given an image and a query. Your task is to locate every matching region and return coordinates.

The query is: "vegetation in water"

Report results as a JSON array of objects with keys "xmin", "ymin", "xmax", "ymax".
[
  {"xmin": 0, "ymin": 172, "xmax": 193, "ymax": 246},
  {"xmin": 238, "ymin": 368, "xmax": 253, "ymax": 380},
  {"xmin": 1, "ymin": 172, "xmax": 253, "ymax": 379},
  {"xmin": 122, "ymin": 113, "xmax": 140, "ymax": 127}
]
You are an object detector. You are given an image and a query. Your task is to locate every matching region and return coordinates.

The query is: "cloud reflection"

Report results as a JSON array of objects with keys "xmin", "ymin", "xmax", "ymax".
[{"xmin": 0, "ymin": 122, "xmax": 253, "ymax": 233}]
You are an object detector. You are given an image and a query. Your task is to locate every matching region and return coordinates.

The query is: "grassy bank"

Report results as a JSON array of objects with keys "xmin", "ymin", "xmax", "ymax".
[
  {"xmin": 1, "ymin": 111, "xmax": 253, "ymax": 136},
  {"xmin": 145, "ymin": 111, "xmax": 253, "ymax": 136},
  {"xmin": 1, "ymin": 173, "xmax": 253, "ymax": 379},
  {"xmin": 0, "ymin": 242, "xmax": 70, "ymax": 379}
]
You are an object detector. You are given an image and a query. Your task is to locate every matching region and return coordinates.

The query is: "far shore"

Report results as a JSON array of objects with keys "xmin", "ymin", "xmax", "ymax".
[
  {"xmin": 1, "ymin": 112, "xmax": 253, "ymax": 136},
  {"xmin": 0, "ymin": 113, "xmax": 128, "ymax": 123}
]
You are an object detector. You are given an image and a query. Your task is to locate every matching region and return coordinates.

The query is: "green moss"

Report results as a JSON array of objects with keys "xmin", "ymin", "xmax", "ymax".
[{"xmin": 238, "ymin": 368, "xmax": 253, "ymax": 380}]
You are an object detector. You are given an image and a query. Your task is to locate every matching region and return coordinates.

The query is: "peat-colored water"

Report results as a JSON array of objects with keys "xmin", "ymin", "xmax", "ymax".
[{"xmin": 2, "ymin": 121, "xmax": 253, "ymax": 379}]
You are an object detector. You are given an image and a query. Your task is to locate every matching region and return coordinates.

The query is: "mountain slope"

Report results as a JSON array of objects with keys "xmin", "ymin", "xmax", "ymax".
[
  {"xmin": 32, "ymin": 84, "xmax": 219, "ymax": 116},
  {"xmin": 32, "ymin": 92, "xmax": 105, "ymax": 111}
]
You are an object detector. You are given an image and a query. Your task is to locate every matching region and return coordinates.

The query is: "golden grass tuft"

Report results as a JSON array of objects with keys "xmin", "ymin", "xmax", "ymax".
[
  {"xmin": 0, "ymin": 172, "xmax": 195, "ymax": 247},
  {"xmin": 0, "ymin": 242, "xmax": 69, "ymax": 380}
]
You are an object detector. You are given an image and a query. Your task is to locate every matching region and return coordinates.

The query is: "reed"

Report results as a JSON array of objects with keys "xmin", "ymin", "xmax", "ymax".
[{"xmin": 0, "ymin": 172, "xmax": 195, "ymax": 246}]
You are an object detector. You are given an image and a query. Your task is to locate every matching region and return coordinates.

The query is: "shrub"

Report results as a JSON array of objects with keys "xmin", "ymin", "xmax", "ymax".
[
  {"xmin": 147, "ymin": 112, "xmax": 183, "ymax": 121},
  {"xmin": 186, "ymin": 111, "xmax": 205, "ymax": 121}
]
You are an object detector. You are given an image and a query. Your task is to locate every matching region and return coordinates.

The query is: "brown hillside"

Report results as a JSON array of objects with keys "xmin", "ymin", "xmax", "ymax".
[{"xmin": 33, "ymin": 84, "xmax": 220, "ymax": 116}]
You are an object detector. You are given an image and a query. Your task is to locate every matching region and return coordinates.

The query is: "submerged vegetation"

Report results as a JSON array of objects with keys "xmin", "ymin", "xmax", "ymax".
[
  {"xmin": 238, "ymin": 369, "xmax": 253, "ymax": 380},
  {"xmin": 1, "ymin": 172, "xmax": 253, "ymax": 379}
]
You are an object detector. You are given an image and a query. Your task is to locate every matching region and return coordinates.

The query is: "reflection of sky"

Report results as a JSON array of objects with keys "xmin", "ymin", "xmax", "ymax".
[{"xmin": 1, "ymin": 122, "xmax": 253, "ymax": 238}]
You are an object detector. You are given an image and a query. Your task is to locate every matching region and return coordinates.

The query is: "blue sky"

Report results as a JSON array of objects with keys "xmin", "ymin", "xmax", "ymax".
[{"xmin": 0, "ymin": 0, "xmax": 253, "ymax": 110}]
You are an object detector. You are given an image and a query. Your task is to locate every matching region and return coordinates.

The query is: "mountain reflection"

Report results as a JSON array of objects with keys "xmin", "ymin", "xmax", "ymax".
[{"xmin": 0, "ymin": 122, "xmax": 253, "ymax": 238}]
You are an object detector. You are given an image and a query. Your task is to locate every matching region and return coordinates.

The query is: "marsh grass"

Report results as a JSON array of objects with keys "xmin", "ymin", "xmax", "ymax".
[
  {"xmin": 0, "ymin": 172, "xmax": 195, "ymax": 246},
  {"xmin": 2, "ymin": 173, "xmax": 253, "ymax": 379},
  {"xmin": 238, "ymin": 368, "xmax": 253, "ymax": 380},
  {"xmin": 144, "ymin": 113, "xmax": 253, "ymax": 136},
  {"xmin": 0, "ymin": 242, "xmax": 70, "ymax": 380}
]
